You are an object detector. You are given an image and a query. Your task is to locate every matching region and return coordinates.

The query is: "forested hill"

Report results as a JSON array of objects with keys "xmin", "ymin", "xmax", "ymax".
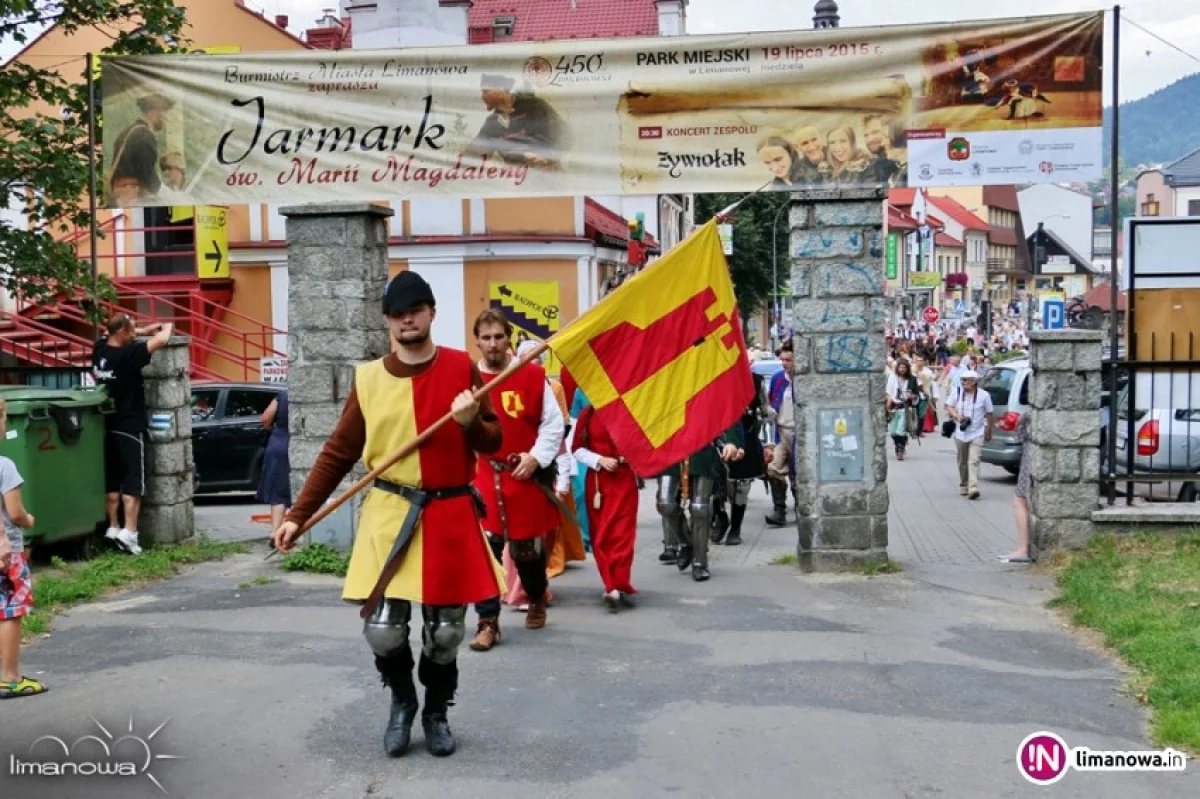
[{"xmin": 1104, "ymin": 72, "xmax": 1200, "ymax": 167}]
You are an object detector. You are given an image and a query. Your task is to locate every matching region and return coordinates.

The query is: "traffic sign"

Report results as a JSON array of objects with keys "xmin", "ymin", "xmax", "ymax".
[
  {"xmin": 953, "ymin": 299, "xmax": 967, "ymax": 315},
  {"xmin": 195, "ymin": 206, "xmax": 229, "ymax": 279},
  {"xmin": 922, "ymin": 306, "xmax": 940, "ymax": 324},
  {"xmin": 1043, "ymin": 298, "xmax": 1066, "ymax": 330}
]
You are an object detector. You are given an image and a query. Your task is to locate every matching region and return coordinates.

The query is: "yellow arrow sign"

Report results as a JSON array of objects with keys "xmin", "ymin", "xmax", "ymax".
[{"xmin": 194, "ymin": 206, "xmax": 229, "ymax": 279}]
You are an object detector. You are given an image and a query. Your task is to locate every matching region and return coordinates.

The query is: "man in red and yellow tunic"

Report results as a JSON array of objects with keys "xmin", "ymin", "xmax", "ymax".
[
  {"xmin": 272, "ymin": 271, "xmax": 505, "ymax": 760},
  {"xmin": 468, "ymin": 309, "xmax": 564, "ymax": 650}
]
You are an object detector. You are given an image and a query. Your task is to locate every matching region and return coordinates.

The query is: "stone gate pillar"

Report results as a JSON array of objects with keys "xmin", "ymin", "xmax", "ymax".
[
  {"xmin": 1027, "ymin": 329, "xmax": 1103, "ymax": 552},
  {"xmin": 280, "ymin": 203, "xmax": 393, "ymax": 549},
  {"xmin": 141, "ymin": 335, "xmax": 193, "ymax": 544},
  {"xmin": 789, "ymin": 188, "xmax": 889, "ymax": 571}
]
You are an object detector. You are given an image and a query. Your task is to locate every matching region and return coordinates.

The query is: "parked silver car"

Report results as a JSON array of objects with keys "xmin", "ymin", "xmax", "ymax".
[
  {"xmin": 1110, "ymin": 373, "xmax": 1200, "ymax": 501},
  {"xmin": 980, "ymin": 359, "xmax": 1031, "ymax": 474}
]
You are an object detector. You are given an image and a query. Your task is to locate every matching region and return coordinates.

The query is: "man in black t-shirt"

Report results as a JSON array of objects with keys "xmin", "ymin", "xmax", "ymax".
[{"xmin": 92, "ymin": 315, "xmax": 173, "ymax": 554}]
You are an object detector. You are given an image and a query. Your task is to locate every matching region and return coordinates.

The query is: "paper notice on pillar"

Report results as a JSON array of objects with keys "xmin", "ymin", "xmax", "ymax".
[
  {"xmin": 99, "ymin": 12, "xmax": 1102, "ymax": 207},
  {"xmin": 489, "ymin": 282, "xmax": 562, "ymax": 376}
]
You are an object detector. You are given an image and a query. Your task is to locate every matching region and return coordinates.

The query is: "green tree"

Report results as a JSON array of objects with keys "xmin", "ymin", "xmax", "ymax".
[
  {"xmin": 1, "ymin": 1, "xmax": 187, "ymax": 310},
  {"xmin": 693, "ymin": 192, "xmax": 789, "ymax": 321}
]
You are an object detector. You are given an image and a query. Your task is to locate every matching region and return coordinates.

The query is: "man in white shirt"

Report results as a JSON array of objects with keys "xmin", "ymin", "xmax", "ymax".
[{"xmin": 946, "ymin": 370, "xmax": 994, "ymax": 499}]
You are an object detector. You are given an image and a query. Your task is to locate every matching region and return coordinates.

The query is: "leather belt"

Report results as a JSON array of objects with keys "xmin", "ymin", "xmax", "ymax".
[{"xmin": 359, "ymin": 479, "xmax": 480, "ymax": 619}]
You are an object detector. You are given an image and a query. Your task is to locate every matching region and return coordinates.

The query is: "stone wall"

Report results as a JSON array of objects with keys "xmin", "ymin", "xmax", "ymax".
[
  {"xmin": 789, "ymin": 188, "xmax": 890, "ymax": 571},
  {"xmin": 280, "ymin": 202, "xmax": 393, "ymax": 549},
  {"xmin": 140, "ymin": 336, "xmax": 194, "ymax": 544},
  {"xmin": 1027, "ymin": 329, "xmax": 1103, "ymax": 552}
]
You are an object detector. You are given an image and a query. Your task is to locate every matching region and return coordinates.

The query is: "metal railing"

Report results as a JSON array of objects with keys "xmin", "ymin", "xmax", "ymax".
[
  {"xmin": 1102, "ymin": 332, "xmax": 1200, "ymax": 504},
  {"xmin": 0, "ymin": 306, "xmax": 227, "ymax": 382},
  {"xmin": 986, "ymin": 258, "xmax": 1015, "ymax": 273},
  {"xmin": 19, "ymin": 296, "xmax": 245, "ymax": 383},
  {"xmin": 24, "ymin": 217, "xmax": 290, "ymax": 382},
  {"xmin": 111, "ymin": 278, "xmax": 286, "ymax": 378},
  {"xmin": 48, "ymin": 215, "xmax": 288, "ymax": 381}
]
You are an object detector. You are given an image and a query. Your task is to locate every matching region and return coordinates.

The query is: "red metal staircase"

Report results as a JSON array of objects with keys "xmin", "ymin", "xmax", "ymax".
[{"xmin": 3, "ymin": 216, "xmax": 287, "ymax": 382}]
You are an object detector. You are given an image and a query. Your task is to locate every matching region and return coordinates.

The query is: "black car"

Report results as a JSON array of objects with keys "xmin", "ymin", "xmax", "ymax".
[{"xmin": 191, "ymin": 382, "xmax": 283, "ymax": 494}]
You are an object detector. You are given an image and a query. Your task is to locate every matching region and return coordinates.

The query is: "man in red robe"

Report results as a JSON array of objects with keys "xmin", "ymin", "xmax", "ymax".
[{"xmin": 468, "ymin": 309, "xmax": 565, "ymax": 650}]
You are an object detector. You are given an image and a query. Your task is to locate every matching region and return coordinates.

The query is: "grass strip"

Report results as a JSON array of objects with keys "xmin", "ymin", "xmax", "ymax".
[
  {"xmin": 24, "ymin": 537, "xmax": 248, "ymax": 637},
  {"xmin": 1051, "ymin": 532, "xmax": 1200, "ymax": 753}
]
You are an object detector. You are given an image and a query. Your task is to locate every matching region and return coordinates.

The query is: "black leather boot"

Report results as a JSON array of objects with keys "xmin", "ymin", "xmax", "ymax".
[
  {"xmin": 418, "ymin": 654, "xmax": 458, "ymax": 757},
  {"xmin": 725, "ymin": 504, "xmax": 746, "ymax": 546},
  {"xmin": 765, "ymin": 505, "xmax": 787, "ymax": 527},
  {"xmin": 658, "ymin": 547, "xmax": 678, "ymax": 564},
  {"xmin": 676, "ymin": 542, "xmax": 694, "ymax": 571},
  {"xmin": 375, "ymin": 647, "xmax": 419, "ymax": 757}
]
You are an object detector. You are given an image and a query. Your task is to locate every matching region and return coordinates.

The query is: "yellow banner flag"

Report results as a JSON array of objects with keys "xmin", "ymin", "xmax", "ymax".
[{"xmin": 548, "ymin": 220, "xmax": 753, "ymax": 475}]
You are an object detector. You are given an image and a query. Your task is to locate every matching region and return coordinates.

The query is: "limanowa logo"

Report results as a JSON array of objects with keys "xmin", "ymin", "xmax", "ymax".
[
  {"xmin": 9, "ymin": 714, "xmax": 182, "ymax": 794},
  {"xmin": 1017, "ymin": 731, "xmax": 1186, "ymax": 786}
]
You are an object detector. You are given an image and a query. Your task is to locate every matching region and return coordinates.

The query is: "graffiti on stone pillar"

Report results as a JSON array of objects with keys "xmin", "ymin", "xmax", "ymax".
[{"xmin": 825, "ymin": 335, "xmax": 874, "ymax": 372}]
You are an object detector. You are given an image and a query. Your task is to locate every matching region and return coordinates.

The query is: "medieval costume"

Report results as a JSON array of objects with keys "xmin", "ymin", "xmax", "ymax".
[
  {"xmin": 571, "ymin": 403, "xmax": 641, "ymax": 610},
  {"xmin": 544, "ymin": 370, "xmax": 587, "ymax": 575},
  {"xmin": 286, "ymin": 271, "xmax": 505, "ymax": 759},
  {"xmin": 469, "ymin": 357, "xmax": 564, "ymax": 648},
  {"xmin": 713, "ymin": 374, "xmax": 768, "ymax": 547},
  {"xmin": 569, "ymin": 387, "xmax": 594, "ymax": 550},
  {"xmin": 497, "ymin": 361, "xmax": 586, "ymax": 607},
  {"xmin": 655, "ymin": 422, "xmax": 744, "ymax": 582}
]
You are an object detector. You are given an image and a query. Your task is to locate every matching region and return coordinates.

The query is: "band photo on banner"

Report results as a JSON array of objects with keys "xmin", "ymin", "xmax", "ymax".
[{"xmin": 100, "ymin": 11, "xmax": 1103, "ymax": 207}]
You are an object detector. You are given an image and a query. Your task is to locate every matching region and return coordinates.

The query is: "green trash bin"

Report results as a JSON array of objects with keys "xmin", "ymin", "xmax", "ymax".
[{"xmin": 0, "ymin": 386, "xmax": 111, "ymax": 547}]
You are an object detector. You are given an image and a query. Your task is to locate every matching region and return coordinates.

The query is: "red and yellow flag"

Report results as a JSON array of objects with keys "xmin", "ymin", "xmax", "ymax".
[{"xmin": 549, "ymin": 219, "xmax": 753, "ymax": 476}]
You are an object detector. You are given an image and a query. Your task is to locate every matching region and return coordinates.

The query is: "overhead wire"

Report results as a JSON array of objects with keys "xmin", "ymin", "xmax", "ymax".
[{"xmin": 1122, "ymin": 14, "xmax": 1200, "ymax": 66}]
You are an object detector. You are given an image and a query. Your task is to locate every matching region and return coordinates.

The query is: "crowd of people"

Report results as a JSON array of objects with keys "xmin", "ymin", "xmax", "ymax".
[{"xmin": 882, "ymin": 309, "xmax": 1033, "ymax": 563}]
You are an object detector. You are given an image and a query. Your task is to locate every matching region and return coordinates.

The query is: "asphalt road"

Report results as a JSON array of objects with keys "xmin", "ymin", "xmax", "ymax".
[{"xmin": 3, "ymin": 439, "xmax": 1196, "ymax": 798}]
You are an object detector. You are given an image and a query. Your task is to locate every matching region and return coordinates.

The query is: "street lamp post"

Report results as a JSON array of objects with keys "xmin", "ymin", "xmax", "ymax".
[{"xmin": 770, "ymin": 199, "xmax": 790, "ymax": 351}]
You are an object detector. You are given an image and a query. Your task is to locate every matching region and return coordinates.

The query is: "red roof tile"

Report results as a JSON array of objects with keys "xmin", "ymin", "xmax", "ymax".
[
  {"xmin": 888, "ymin": 188, "xmax": 917, "ymax": 207},
  {"xmin": 926, "ymin": 195, "xmax": 990, "ymax": 232},
  {"xmin": 468, "ymin": 0, "xmax": 660, "ymax": 42},
  {"xmin": 1083, "ymin": 284, "xmax": 1126, "ymax": 311},
  {"xmin": 887, "ymin": 205, "xmax": 918, "ymax": 230},
  {"xmin": 935, "ymin": 232, "xmax": 964, "ymax": 248}
]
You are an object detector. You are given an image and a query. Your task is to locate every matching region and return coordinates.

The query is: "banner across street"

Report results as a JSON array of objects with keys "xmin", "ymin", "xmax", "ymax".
[{"xmin": 101, "ymin": 12, "xmax": 1103, "ymax": 207}]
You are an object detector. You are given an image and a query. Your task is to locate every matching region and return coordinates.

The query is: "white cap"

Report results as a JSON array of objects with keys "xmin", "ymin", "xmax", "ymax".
[{"xmin": 961, "ymin": 369, "xmax": 980, "ymax": 380}]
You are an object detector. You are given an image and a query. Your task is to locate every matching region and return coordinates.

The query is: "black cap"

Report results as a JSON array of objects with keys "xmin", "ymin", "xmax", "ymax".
[{"xmin": 383, "ymin": 271, "xmax": 436, "ymax": 315}]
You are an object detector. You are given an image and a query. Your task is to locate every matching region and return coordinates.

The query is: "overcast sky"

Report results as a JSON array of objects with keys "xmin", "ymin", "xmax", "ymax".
[{"xmin": 258, "ymin": 0, "xmax": 1199, "ymax": 103}]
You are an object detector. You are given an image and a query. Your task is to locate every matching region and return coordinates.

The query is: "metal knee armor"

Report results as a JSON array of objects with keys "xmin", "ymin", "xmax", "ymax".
[
  {"xmin": 656, "ymin": 475, "xmax": 683, "ymax": 549},
  {"xmin": 421, "ymin": 605, "xmax": 467, "ymax": 665},
  {"xmin": 688, "ymin": 475, "xmax": 714, "ymax": 568},
  {"xmin": 362, "ymin": 599, "xmax": 412, "ymax": 658}
]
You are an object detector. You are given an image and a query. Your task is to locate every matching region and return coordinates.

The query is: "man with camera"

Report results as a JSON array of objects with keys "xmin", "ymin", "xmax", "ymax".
[{"xmin": 946, "ymin": 370, "xmax": 994, "ymax": 500}]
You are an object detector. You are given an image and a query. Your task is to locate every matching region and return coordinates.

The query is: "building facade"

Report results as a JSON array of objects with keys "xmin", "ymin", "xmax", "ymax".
[
  {"xmin": 5, "ymin": 0, "xmax": 684, "ymax": 380},
  {"xmin": 937, "ymin": 185, "xmax": 1033, "ymax": 304}
]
